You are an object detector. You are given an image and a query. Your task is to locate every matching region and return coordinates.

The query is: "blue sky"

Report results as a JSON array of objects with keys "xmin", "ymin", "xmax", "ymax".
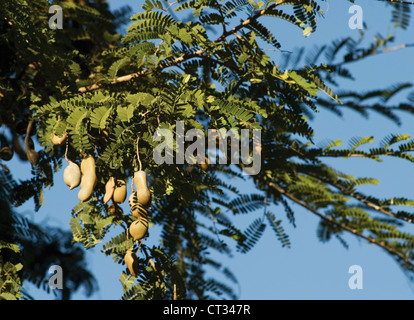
[{"xmin": 17, "ymin": 0, "xmax": 414, "ymax": 299}]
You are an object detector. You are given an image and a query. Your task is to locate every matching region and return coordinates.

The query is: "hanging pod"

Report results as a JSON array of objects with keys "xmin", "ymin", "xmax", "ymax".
[
  {"xmin": 0, "ymin": 146, "xmax": 13, "ymax": 161},
  {"xmin": 129, "ymin": 218, "xmax": 148, "ymax": 241},
  {"xmin": 103, "ymin": 177, "xmax": 115, "ymax": 204},
  {"xmin": 78, "ymin": 155, "xmax": 97, "ymax": 202},
  {"xmin": 24, "ymin": 120, "xmax": 39, "ymax": 166},
  {"xmin": 25, "ymin": 137, "xmax": 39, "ymax": 166},
  {"xmin": 63, "ymin": 160, "xmax": 81, "ymax": 190},
  {"xmin": 133, "ymin": 170, "xmax": 151, "ymax": 208},
  {"xmin": 113, "ymin": 179, "xmax": 127, "ymax": 204},
  {"xmin": 51, "ymin": 131, "xmax": 68, "ymax": 146},
  {"xmin": 124, "ymin": 249, "xmax": 139, "ymax": 276},
  {"xmin": 129, "ymin": 192, "xmax": 148, "ymax": 219},
  {"xmin": 108, "ymin": 203, "xmax": 123, "ymax": 216}
]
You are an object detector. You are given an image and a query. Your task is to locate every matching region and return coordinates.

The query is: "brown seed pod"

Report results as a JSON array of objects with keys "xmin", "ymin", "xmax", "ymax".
[
  {"xmin": 129, "ymin": 192, "xmax": 148, "ymax": 219},
  {"xmin": 108, "ymin": 203, "xmax": 123, "ymax": 216},
  {"xmin": 24, "ymin": 120, "xmax": 39, "ymax": 166},
  {"xmin": 25, "ymin": 139, "xmax": 39, "ymax": 166},
  {"xmin": 113, "ymin": 179, "xmax": 127, "ymax": 204},
  {"xmin": 129, "ymin": 218, "xmax": 148, "ymax": 241},
  {"xmin": 24, "ymin": 121, "xmax": 39, "ymax": 166},
  {"xmin": 0, "ymin": 146, "xmax": 13, "ymax": 161},
  {"xmin": 103, "ymin": 177, "xmax": 115, "ymax": 204},
  {"xmin": 133, "ymin": 170, "xmax": 151, "ymax": 208},
  {"xmin": 51, "ymin": 131, "xmax": 68, "ymax": 146},
  {"xmin": 12, "ymin": 134, "xmax": 27, "ymax": 161},
  {"xmin": 78, "ymin": 155, "xmax": 97, "ymax": 202},
  {"xmin": 63, "ymin": 160, "xmax": 81, "ymax": 190},
  {"xmin": 124, "ymin": 249, "xmax": 139, "ymax": 276}
]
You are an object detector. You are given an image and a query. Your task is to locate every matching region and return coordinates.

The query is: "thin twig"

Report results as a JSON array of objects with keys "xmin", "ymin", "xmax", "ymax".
[
  {"xmin": 137, "ymin": 240, "xmax": 142, "ymax": 256},
  {"xmin": 267, "ymin": 181, "xmax": 414, "ymax": 268},
  {"xmin": 65, "ymin": 134, "xmax": 69, "ymax": 163},
  {"xmin": 379, "ymin": 0, "xmax": 414, "ymax": 4},
  {"xmin": 149, "ymin": 258, "xmax": 157, "ymax": 271},
  {"xmin": 164, "ymin": 1, "xmax": 178, "ymax": 12},
  {"xmin": 77, "ymin": 0, "xmax": 290, "ymax": 93},
  {"xmin": 307, "ymin": 173, "xmax": 414, "ymax": 224},
  {"xmin": 136, "ymin": 136, "xmax": 142, "ymax": 171},
  {"xmin": 338, "ymin": 43, "xmax": 414, "ymax": 67}
]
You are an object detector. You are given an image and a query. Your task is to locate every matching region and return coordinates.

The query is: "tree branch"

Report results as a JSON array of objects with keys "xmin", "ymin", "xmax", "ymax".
[
  {"xmin": 311, "ymin": 174, "xmax": 414, "ymax": 224},
  {"xmin": 379, "ymin": 0, "xmax": 414, "ymax": 4},
  {"xmin": 337, "ymin": 43, "xmax": 414, "ymax": 67},
  {"xmin": 267, "ymin": 181, "xmax": 414, "ymax": 268},
  {"xmin": 78, "ymin": 0, "xmax": 290, "ymax": 93}
]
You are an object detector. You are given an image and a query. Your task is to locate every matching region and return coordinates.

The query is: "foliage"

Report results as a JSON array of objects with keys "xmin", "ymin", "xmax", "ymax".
[
  {"xmin": 0, "ymin": 0, "xmax": 126, "ymax": 299},
  {"xmin": 0, "ymin": 168, "xmax": 98, "ymax": 300},
  {"xmin": 2, "ymin": 0, "xmax": 414, "ymax": 299}
]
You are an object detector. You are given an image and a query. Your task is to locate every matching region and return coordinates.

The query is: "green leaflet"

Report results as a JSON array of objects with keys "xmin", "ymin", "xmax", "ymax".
[
  {"xmin": 70, "ymin": 201, "xmax": 120, "ymax": 249},
  {"xmin": 90, "ymin": 106, "xmax": 113, "ymax": 129},
  {"xmin": 236, "ymin": 218, "xmax": 266, "ymax": 253},
  {"xmin": 288, "ymin": 71, "xmax": 318, "ymax": 96},
  {"xmin": 107, "ymin": 57, "xmax": 131, "ymax": 82},
  {"xmin": 265, "ymin": 211, "xmax": 291, "ymax": 248},
  {"xmin": 0, "ymin": 241, "xmax": 20, "ymax": 253},
  {"xmin": 117, "ymin": 105, "xmax": 135, "ymax": 123},
  {"xmin": 349, "ymin": 136, "xmax": 374, "ymax": 150},
  {"xmin": 126, "ymin": 92, "xmax": 156, "ymax": 107}
]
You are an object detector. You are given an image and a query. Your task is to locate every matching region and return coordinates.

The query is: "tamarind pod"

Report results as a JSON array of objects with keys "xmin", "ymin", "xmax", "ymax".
[
  {"xmin": 12, "ymin": 133, "xmax": 27, "ymax": 161},
  {"xmin": 27, "ymin": 149, "xmax": 39, "ymax": 165},
  {"xmin": 24, "ymin": 120, "xmax": 39, "ymax": 166},
  {"xmin": 24, "ymin": 137, "xmax": 39, "ymax": 166},
  {"xmin": 0, "ymin": 146, "xmax": 13, "ymax": 161},
  {"xmin": 108, "ymin": 203, "xmax": 123, "ymax": 216},
  {"xmin": 113, "ymin": 179, "xmax": 127, "ymax": 204},
  {"xmin": 124, "ymin": 249, "xmax": 139, "ymax": 276},
  {"xmin": 133, "ymin": 170, "xmax": 151, "ymax": 208},
  {"xmin": 129, "ymin": 192, "xmax": 137, "ymax": 215},
  {"xmin": 129, "ymin": 192, "xmax": 148, "ymax": 219},
  {"xmin": 129, "ymin": 218, "xmax": 148, "ymax": 241},
  {"xmin": 51, "ymin": 131, "xmax": 68, "ymax": 146},
  {"xmin": 103, "ymin": 177, "xmax": 115, "ymax": 204},
  {"xmin": 63, "ymin": 160, "xmax": 81, "ymax": 190},
  {"xmin": 78, "ymin": 155, "xmax": 97, "ymax": 202}
]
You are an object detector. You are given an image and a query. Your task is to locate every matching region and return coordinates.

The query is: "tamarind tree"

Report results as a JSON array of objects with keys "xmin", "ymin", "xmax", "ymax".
[{"xmin": 2, "ymin": 0, "xmax": 414, "ymax": 300}]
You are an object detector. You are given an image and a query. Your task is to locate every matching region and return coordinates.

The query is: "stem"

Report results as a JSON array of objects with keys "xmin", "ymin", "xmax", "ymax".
[
  {"xmin": 380, "ymin": 0, "xmax": 414, "ymax": 4},
  {"xmin": 137, "ymin": 240, "xmax": 142, "ymax": 256},
  {"xmin": 136, "ymin": 136, "xmax": 142, "ymax": 171},
  {"xmin": 337, "ymin": 43, "xmax": 414, "ymax": 67},
  {"xmin": 267, "ymin": 181, "xmax": 414, "ymax": 268},
  {"xmin": 149, "ymin": 258, "xmax": 157, "ymax": 271},
  {"xmin": 77, "ymin": 0, "xmax": 290, "ymax": 93},
  {"xmin": 65, "ymin": 134, "xmax": 69, "ymax": 163},
  {"xmin": 308, "ymin": 173, "xmax": 414, "ymax": 224}
]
